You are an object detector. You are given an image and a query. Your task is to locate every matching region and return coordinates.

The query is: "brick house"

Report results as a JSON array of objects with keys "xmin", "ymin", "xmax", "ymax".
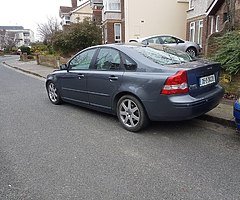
[
  {"xmin": 100, "ymin": 0, "xmax": 125, "ymax": 43},
  {"xmin": 59, "ymin": 0, "xmax": 77, "ymax": 26},
  {"xmin": 59, "ymin": 0, "xmax": 95, "ymax": 26},
  {"xmin": 186, "ymin": 0, "xmax": 240, "ymax": 53},
  {"xmin": 92, "ymin": 0, "xmax": 188, "ymax": 44},
  {"xmin": 70, "ymin": 1, "xmax": 93, "ymax": 23}
]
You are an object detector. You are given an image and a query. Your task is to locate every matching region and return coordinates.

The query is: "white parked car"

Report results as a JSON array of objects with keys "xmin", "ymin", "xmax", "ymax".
[{"xmin": 129, "ymin": 35, "xmax": 201, "ymax": 57}]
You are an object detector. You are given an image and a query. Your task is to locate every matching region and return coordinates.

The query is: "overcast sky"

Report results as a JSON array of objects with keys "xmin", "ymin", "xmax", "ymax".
[{"xmin": 0, "ymin": 0, "xmax": 72, "ymax": 40}]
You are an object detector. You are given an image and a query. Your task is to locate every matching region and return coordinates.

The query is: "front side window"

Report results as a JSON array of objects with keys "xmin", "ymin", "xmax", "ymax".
[
  {"xmin": 69, "ymin": 49, "xmax": 96, "ymax": 70},
  {"xmin": 95, "ymin": 48, "xmax": 121, "ymax": 70},
  {"xmin": 114, "ymin": 23, "xmax": 121, "ymax": 43}
]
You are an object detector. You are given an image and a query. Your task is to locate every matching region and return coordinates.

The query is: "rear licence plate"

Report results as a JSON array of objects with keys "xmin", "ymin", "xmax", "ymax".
[{"xmin": 199, "ymin": 74, "xmax": 215, "ymax": 87}]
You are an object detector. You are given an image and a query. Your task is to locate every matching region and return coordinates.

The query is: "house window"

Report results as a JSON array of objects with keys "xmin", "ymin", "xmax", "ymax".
[
  {"xmin": 23, "ymin": 32, "xmax": 30, "ymax": 37},
  {"xmin": 189, "ymin": 0, "xmax": 194, "ymax": 9},
  {"xmin": 109, "ymin": 2, "xmax": 120, "ymax": 11},
  {"xmin": 216, "ymin": 15, "xmax": 220, "ymax": 32},
  {"xmin": 104, "ymin": 27, "xmax": 108, "ymax": 44},
  {"xmin": 197, "ymin": 20, "xmax": 203, "ymax": 47},
  {"xmin": 114, "ymin": 23, "xmax": 121, "ymax": 43},
  {"xmin": 105, "ymin": 0, "xmax": 120, "ymax": 11},
  {"xmin": 65, "ymin": 16, "xmax": 70, "ymax": 20},
  {"xmin": 223, "ymin": 13, "xmax": 228, "ymax": 22},
  {"xmin": 210, "ymin": 16, "xmax": 214, "ymax": 34},
  {"xmin": 189, "ymin": 22, "xmax": 195, "ymax": 42}
]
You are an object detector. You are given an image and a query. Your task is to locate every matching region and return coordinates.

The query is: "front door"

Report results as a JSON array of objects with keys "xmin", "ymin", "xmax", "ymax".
[
  {"xmin": 60, "ymin": 48, "xmax": 96, "ymax": 105},
  {"xmin": 160, "ymin": 36, "xmax": 185, "ymax": 52}
]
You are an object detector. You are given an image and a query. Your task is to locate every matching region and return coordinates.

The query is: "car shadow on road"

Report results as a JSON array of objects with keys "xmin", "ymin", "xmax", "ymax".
[{"xmin": 56, "ymin": 101, "xmax": 200, "ymax": 136}]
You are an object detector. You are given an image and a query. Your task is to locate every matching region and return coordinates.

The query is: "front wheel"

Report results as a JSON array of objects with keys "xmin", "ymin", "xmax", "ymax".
[
  {"xmin": 117, "ymin": 95, "xmax": 149, "ymax": 132},
  {"xmin": 47, "ymin": 81, "xmax": 62, "ymax": 105},
  {"xmin": 186, "ymin": 47, "xmax": 197, "ymax": 57}
]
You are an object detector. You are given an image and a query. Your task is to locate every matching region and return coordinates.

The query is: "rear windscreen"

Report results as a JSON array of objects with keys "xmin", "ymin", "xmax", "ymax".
[{"xmin": 133, "ymin": 46, "xmax": 194, "ymax": 65}]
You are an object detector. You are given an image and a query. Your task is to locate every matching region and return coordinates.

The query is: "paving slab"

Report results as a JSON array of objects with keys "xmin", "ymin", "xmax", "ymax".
[{"xmin": 3, "ymin": 57, "xmax": 54, "ymax": 78}]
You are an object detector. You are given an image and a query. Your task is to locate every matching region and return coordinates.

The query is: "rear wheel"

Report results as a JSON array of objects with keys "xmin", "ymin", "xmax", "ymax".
[
  {"xmin": 186, "ymin": 47, "xmax": 197, "ymax": 57},
  {"xmin": 117, "ymin": 95, "xmax": 149, "ymax": 132},
  {"xmin": 47, "ymin": 81, "xmax": 62, "ymax": 105}
]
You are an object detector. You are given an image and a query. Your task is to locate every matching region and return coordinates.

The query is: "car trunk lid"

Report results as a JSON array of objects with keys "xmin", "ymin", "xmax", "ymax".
[
  {"xmin": 167, "ymin": 60, "xmax": 221, "ymax": 97},
  {"xmin": 184, "ymin": 61, "xmax": 220, "ymax": 97}
]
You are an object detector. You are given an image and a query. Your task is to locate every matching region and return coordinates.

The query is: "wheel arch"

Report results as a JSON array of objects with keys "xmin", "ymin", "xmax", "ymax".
[
  {"xmin": 186, "ymin": 46, "xmax": 197, "ymax": 52},
  {"xmin": 112, "ymin": 91, "xmax": 148, "ymax": 116},
  {"xmin": 46, "ymin": 75, "xmax": 56, "ymax": 89}
]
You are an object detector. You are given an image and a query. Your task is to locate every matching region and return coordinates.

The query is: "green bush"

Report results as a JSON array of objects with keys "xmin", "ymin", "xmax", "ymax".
[
  {"xmin": 213, "ymin": 31, "xmax": 240, "ymax": 74},
  {"xmin": 30, "ymin": 42, "xmax": 57, "ymax": 56},
  {"xmin": 52, "ymin": 18, "xmax": 102, "ymax": 56}
]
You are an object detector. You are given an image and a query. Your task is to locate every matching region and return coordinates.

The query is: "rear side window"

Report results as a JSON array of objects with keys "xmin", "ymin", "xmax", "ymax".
[
  {"xmin": 95, "ymin": 48, "xmax": 121, "ymax": 70},
  {"xmin": 121, "ymin": 53, "xmax": 137, "ymax": 71}
]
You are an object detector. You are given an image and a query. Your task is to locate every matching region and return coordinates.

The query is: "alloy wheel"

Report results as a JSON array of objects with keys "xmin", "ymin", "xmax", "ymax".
[
  {"xmin": 187, "ymin": 48, "xmax": 197, "ymax": 57},
  {"xmin": 48, "ymin": 82, "xmax": 58, "ymax": 103},
  {"xmin": 119, "ymin": 99, "xmax": 140, "ymax": 128}
]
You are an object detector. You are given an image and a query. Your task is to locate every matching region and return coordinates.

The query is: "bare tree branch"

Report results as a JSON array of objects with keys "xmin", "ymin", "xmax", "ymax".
[{"xmin": 37, "ymin": 17, "xmax": 61, "ymax": 43}]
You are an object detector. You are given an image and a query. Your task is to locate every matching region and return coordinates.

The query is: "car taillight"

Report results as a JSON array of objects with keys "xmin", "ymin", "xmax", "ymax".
[{"xmin": 161, "ymin": 70, "xmax": 189, "ymax": 95}]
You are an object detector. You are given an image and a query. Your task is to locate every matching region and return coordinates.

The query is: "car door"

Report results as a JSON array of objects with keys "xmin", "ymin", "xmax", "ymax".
[
  {"xmin": 87, "ymin": 47, "xmax": 124, "ymax": 110},
  {"xmin": 60, "ymin": 48, "xmax": 96, "ymax": 105},
  {"xmin": 159, "ymin": 36, "xmax": 185, "ymax": 52},
  {"xmin": 142, "ymin": 36, "xmax": 163, "ymax": 45}
]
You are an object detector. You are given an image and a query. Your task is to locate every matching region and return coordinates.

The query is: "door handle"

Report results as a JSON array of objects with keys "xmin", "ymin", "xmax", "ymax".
[
  {"xmin": 78, "ymin": 74, "xmax": 85, "ymax": 79},
  {"xmin": 109, "ymin": 76, "xmax": 118, "ymax": 81}
]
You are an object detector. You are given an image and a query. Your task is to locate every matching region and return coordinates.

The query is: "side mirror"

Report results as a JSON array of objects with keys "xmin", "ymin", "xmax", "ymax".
[
  {"xmin": 59, "ymin": 64, "xmax": 67, "ymax": 70},
  {"xmin": 124, "ymin": 63, "xmax": 137, "ymax": 71}
]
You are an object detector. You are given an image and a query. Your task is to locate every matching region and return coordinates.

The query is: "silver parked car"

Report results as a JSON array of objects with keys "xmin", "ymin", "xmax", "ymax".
[
  {"xmin": 46, "ymin": 43, "xmax": 223, "ymax": 132},
  {"xmin": 129, "ymin": 35, "xmax": 201, "ymax": 57}
]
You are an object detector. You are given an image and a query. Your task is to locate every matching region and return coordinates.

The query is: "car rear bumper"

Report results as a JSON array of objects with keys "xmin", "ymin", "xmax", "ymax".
[{"xmin": 143, "ymin": 85, "xmax": 224, "ymax": 121}]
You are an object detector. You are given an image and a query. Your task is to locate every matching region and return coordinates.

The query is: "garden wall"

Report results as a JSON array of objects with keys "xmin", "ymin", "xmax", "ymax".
[{"xmin": 37, "ymin": 55, "xmax": 69, "ymax": 69}]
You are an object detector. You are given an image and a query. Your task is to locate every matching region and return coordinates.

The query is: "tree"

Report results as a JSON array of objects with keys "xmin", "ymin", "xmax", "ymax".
[
  {"xmin": 52, "ymin": 18, "xmax": 102, "ymax": 56},
  {"xmin": 37, "ymin": 17, "xmax": 61, "ymax": 44}
]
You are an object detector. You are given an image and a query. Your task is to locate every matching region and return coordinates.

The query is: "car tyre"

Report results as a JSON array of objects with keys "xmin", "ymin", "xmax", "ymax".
[
  {"xmin": 47, "ymin": 81, "xmax": 62, "ymax": 105},
  {"xmin": 186, "ymin": 47, "xmax": 197, "ymax": 57},
  {"xmin": 117, "ymin": 95, "xmax": 149, "ymax": 132}
]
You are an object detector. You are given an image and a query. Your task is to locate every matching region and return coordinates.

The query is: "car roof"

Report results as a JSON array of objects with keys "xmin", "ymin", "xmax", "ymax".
[
  {"xmin": 129, "ymin": 34, "xmax": 185, "ymax": 42},
  {"xmin": 86, "ymin": 43, "xmax": 144, "ymax": 51}
]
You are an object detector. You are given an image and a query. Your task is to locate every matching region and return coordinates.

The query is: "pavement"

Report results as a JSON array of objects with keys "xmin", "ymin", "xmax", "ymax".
[{"xmin": 2, "ymin": 55, "xmax": 237, "ymax": 130}]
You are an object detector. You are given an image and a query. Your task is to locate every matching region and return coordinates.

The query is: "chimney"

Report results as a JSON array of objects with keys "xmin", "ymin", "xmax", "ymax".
[{"xmin": 71, "ymin": 0, "xmax": 77, "ymax": 8}]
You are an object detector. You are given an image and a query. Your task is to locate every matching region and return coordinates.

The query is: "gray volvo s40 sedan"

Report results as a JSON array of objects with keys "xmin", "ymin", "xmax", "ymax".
[{"xmin": 46, "ymin": 44, "xmax": 224, "ymax": 132}]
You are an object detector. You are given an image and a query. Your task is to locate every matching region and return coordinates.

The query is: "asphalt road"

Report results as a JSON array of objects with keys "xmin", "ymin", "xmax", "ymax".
[{"xmin": 1, "ymin": 56, "xmax": 240, "ymax": 200}]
